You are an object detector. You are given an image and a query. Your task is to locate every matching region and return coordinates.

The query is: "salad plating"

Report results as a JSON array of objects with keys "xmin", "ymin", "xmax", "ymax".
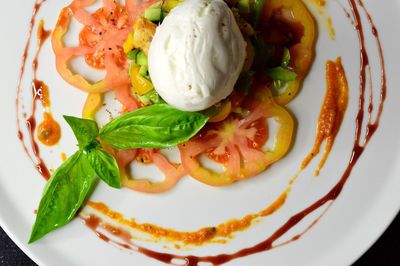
[
  {"xmin": 15, "ymin": 0, "xmax": 387, "ymax": 265},
  {"xmin": 24, "ymin": 0, "xmax": 316, "ymax": 243}
]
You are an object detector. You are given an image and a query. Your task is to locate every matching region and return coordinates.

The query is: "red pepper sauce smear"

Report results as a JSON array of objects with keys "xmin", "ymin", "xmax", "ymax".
[
  {"xmin": 37, "ymin": 112, "xmax": 61, "ymax": 146},
  {"xmin": 301, "ymin": 57, "xmax": 349, "ymax": 175}
]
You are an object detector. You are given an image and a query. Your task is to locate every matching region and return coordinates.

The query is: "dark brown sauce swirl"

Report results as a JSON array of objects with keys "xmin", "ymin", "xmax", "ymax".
[{"xmin": 16, "ymin": 0, "xmax": 51, "ymax": 179}]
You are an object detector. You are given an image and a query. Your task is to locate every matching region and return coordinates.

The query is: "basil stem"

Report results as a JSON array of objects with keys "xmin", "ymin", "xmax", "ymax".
[{"xmin": 64, "ymin": 115, "xmax": 99, "ymax": 149}]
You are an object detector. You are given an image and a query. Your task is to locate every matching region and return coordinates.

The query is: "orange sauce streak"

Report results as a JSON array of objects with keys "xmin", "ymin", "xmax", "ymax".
[
  {"xmin": 86, "ymin": 190, "xmax": 288, "ymax": 246},
  {"xmin": 37, "ymin": 19, "xmax": 51, "ymax": 48},
  {"xmin": 60, "ymin": 152, "xmax": 67, "ymax": 162},
  {"xmin": 301, "ymin": 57, "xmax": 349, "ymax": 175},
  {"xmin": 37, "ymin": 112, "xmax": 61, "ymax": 146},
  {"xmin": 34, "ymin": 20, "xmax": 61, "ymax": 147}
]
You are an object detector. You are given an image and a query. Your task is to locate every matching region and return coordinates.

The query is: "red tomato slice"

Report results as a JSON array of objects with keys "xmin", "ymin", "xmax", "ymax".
[
  {"xmin": 79, "ymin": 3, "xmax": 129, "ymax": 70},
  {"xmin": 113, "ymin": 148, "xmax": 186, "ymax": 193},
  {"xmin": 206, "ymin": 118, "xmax": 268, "ymax": 164},
  {"xmin": 52, "ymin": 0, "xmax": 157, "ymax": 110},
  {"xmin": 179, "ymin": 85, "xmax": 294, "ymax": 186}
]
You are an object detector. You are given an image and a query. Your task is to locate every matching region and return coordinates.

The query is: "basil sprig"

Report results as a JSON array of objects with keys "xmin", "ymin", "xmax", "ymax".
[{"xmin": 29, "ymin": 104, "xmax": 208, "ymax": 243}]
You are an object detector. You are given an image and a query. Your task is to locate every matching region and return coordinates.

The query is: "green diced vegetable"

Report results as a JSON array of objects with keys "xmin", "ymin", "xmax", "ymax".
[
  {"xmin": 136, "ymin": 51, "xmax": 148, "ymax": 67},
  {"xmin": 281, "ymin": 48, "xmax": 291, "ymax": 68},
  {"xmin": 138, "ymin": 93, "xmax": 152, "ymax": 105},
  {"xmin": 147, "ymin": 90, "xmax": 165, "ymax": 104},
  {"xmin": 139, "ymin": 65, "xmax": 148, "ymax": 77},
  {"xmin": 267, "ymin": 67, "xmax": 297, "ymax": 81},
  {"xmin": 238, "ymin": 0, "xmax": 251, "ymax": 13},
  {"xmin": 144, "ymin": 2, "xmax": 163, "ymax": 22},
  {"xmin": 126, "ymin": 49, "xmax": 140, "ymax": 61},
  {"xmin": 138, "ymin": 89, "xmax": 165, "ymax": 105}
]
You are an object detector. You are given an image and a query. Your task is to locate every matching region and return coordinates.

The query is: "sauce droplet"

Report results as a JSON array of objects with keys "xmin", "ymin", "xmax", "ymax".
[{"xmin": 37, "ymin": 112, "xmax": 61, "ymax": 146}]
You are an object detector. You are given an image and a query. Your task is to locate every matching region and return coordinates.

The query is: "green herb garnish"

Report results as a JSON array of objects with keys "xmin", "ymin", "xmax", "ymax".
[{"xmin": 29, "ymin": 104, "xmax": 208, "ymax": 243}]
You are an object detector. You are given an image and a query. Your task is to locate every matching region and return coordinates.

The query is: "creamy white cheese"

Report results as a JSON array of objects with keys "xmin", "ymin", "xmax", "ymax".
[{"xmin": 148, "ymin": 0, "xmax": 246, "ymax": 111}]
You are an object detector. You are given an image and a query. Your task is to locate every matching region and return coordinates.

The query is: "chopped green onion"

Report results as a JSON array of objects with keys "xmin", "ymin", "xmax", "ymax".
[{"xmin": 266, "ymin": 67, "xmax": 297, "ymax": 81}]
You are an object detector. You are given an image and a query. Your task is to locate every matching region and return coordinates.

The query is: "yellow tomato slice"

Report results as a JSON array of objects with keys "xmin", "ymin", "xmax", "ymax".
[
  {"xmin": 262, "ymin": 0, "xmax": 316, "ymax": 105},
  {"xmin": 179, "ymin": 85, "xmax": 294, "ymax": 186}
]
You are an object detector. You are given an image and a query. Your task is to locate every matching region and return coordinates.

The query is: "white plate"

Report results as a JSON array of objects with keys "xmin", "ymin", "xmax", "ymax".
[{"xmin": 1, "ymin": 0, "xmax": 400, "ymax": 265}]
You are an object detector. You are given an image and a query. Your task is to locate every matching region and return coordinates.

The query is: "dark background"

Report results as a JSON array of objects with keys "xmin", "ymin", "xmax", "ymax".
[{"xmin": 1, "ymin": 213, "xmax": 399, "ymax": 265}]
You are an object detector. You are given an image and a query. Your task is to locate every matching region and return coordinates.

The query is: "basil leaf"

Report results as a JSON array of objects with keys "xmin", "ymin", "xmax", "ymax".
[
  {"xmin": 87, "ymin": 149, "xmax": 121, "ymax": 188},
  {"xmin": 64, "ymin": 116, "xmax": 99, "ymax": 149},
  {"xmin": 99, "ymin": 104, "xmax": 208, "ymax": 149},
  {"xmin": 266, "ymin": 67, "xmax": 297, "ymax": 81},
  {"xmin": 29, "ymin": 151, "xmax": 95, "ymax": 243}
]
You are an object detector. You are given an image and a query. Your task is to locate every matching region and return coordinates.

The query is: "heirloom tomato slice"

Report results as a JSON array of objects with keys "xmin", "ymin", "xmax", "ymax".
[{"xmin": 179, "ymin": 85, "xmax": 294, "ymax": 186}]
